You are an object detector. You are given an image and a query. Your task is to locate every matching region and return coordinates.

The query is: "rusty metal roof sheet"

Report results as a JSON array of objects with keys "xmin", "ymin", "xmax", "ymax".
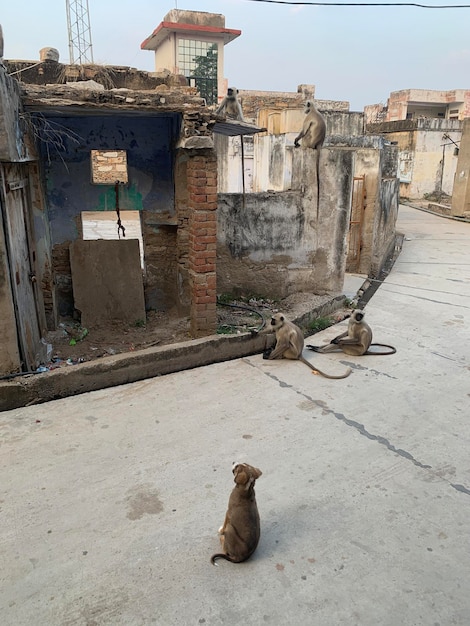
[{"xmin": 213, "ymin": 120, "xmax": 266, "ymax": 136}]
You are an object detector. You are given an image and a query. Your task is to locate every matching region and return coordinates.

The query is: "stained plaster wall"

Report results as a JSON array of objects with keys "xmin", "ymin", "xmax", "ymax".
[
  {"xmin": 327, "ymin": 137, "xmax": 399, "ymax": 277},
  {"xmin": 35, "ymin": 112, "xmax": 181, "ymax": 318},
  {"xmin": 217, "ymin": 148, "xmax": 354, "ymax": 299},
  {"xmin": 451, "ymin": 119, "xmax": 470, "ymax": 217},
  {"xmin": 216, "ymin": 122, "xmax": 399, "ymax": 292},
  {"xmin": 217, "ymin": 111, "xmax": 366, "ymax": 194},
  {"xmin": 367, "ymin": 118, "xmax": 462, "ymax": 199}
]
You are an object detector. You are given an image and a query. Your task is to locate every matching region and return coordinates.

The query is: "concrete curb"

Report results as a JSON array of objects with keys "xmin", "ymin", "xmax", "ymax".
[
  {"xmin": 401, "ymin": 200, "xmax": 470, "ymax": 223},
  {"xmin": 0, "ymin": 295, "xmax": 347, "ymax": 412}
]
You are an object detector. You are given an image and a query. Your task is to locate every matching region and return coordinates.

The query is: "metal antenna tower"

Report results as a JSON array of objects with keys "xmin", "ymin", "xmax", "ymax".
[{"xmin": 66, "ymin": 0, "xmax": 94, "ymax": 65}]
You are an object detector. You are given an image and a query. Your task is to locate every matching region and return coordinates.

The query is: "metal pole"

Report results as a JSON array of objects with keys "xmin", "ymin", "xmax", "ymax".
[{"xmin": 240, "ymin": 135, "xmax": 245, "ymax": 208}]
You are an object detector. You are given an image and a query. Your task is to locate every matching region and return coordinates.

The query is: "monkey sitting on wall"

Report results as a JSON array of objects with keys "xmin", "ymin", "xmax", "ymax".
[
  {"xmin": 258, "ymin": 313, "xmax": 351, "ymax": 379},
  {"xmin": 307, "ymin": 309, "xmax": 396, "ymax": 356},
  {"xmin": 294, "ymin": 100, "xmax": 326, "ymax": 150},
  {"xmin": 294, "ymin": 100, "xmax": 326, "ymax": 215},
  {"xmin": 215, "ymin": 87, "xmax": 245, "ymax": 122}
]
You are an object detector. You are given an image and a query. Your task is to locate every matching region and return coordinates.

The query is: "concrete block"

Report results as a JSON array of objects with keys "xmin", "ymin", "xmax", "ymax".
[{"xmin": 69, "ymin": 239, "xmax": 145, "ymax": 328}]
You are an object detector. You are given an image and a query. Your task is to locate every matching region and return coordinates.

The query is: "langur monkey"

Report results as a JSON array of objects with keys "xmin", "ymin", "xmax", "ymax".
[
  {"xmin": 307, "ymin": 309, "xmax": 396, "ymax": 356},
  {"xmin": 215, "ymin": 86, "xmax": 245, "ymax": 122},
  {"xmin": 260, "ymin": 313, "xmax": 351, "ymax": 379},
  {"xmin": 294, "ymin": 101, "xmax": 326, "ymax": 150},
  {"xmin": 294, "ymin": 101, "xmax": 326, "ymax": 217}
]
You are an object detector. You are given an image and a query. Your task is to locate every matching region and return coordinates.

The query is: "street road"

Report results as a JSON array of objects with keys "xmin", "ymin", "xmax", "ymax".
[{"xmin": 1, "ymin": 205, "xmax": 469, "ymax": 625}]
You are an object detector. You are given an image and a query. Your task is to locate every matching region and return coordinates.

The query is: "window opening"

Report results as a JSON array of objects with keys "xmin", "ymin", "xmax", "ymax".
[{"xmin": 178, "ymin": 39, "xmax": 218, "ymax": 105}]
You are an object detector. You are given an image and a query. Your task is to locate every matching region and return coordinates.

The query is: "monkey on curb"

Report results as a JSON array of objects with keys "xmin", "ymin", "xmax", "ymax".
[
  {"xmin": 307, "ymin": 309, "xmax": 396, "ymax": 356},
  {"xmin": 215, "ymin": 86, "xmax": 245, "ymax": 122},
  {"xmin": 294, "ymin": 100, "xmax": 326, "ymax": 217},
  {"xmin": 257, "ymin": 313, "xmax": 351, "ymax": 379}
]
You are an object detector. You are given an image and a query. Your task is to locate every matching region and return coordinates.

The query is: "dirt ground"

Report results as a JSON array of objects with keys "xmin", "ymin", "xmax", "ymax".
[{"xmin": 42, "ymin": 293, "xmax": 350, "ymax": 371}]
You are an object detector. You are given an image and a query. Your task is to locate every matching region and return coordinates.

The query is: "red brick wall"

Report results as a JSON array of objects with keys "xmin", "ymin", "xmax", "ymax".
[{"xmin": 187, "ymin": 152, "xmax": 217, "ymax": 336}]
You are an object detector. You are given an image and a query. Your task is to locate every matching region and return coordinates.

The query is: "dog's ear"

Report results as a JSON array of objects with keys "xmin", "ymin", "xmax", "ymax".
[
  {"xmin": 233, "ymin": 464, "xmax": 262, "ymax": 488},
  {"xmin": 233, "ymin": 464, "xmax": 249, "ymax": 486}
]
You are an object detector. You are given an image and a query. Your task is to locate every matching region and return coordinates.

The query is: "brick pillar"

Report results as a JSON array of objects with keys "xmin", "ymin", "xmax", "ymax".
[{"xmin": 187, "ymin": 151, "xmax": 217, "ymax": 336}]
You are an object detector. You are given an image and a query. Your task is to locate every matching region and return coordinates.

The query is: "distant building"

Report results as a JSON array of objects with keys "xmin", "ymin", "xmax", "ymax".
[
  {"xmin": 141, "ymin": 9, "xmax": 241, "ymax": 105},
  {"xmin": 365, "ymin": 89, "xmax": 468, "ymax": 200},
  {"xmin": 365, "ymin": 89, "xmax": 470, "ymax": 124}
]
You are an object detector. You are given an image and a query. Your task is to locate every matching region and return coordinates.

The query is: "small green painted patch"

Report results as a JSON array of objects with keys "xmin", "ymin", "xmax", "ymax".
[{"xmin": 96, "ymin": 184, "xmax": 143, "ymax": 212}]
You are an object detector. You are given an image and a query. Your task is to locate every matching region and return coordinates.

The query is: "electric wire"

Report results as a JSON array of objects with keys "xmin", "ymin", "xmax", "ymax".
[{"xmin": 243, "ymin": 0, "xmax": 470, "ymax": 7}]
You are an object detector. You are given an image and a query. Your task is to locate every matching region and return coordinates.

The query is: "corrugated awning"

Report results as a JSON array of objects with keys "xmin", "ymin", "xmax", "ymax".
[{"xmin": 213, "ymin": 119, "xmax": 266, "ymax": 136}]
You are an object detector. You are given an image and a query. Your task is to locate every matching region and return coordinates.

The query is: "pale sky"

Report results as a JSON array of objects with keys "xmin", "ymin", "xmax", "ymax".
[{"xmin": 2, "ymin": 0, "xmax": 469, "ymax": 111}]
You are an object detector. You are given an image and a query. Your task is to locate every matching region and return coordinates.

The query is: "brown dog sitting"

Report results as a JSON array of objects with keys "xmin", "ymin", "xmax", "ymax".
[{"xmin": 211, "ymin": 462, "xmax": 262, "ymax": 565}]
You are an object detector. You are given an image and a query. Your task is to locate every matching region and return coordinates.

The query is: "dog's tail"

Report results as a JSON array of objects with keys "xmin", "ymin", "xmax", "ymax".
[{"xmin": 210, "ymin": 553, "xmax": 240, "ymax": 566}]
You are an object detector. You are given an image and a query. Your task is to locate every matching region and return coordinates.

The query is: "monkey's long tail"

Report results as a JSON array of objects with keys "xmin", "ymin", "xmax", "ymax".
[
  {"xmin": 367, "ymin": 343, "xmax": 397, "ymax": 355},
  {"xmin": 307, "ymin": 343, "xmax": 397, "ymax": 356},
  {"xmin": 316, "ymin": 148, "xmax": 321, "ymax": 221},
  {"xmin": 312, "ymin": 366, "xmax": 352, "ymax": 379},
  {"xmin": 301, "ymin": 357, "xmax": 351, "ymax": 379}
]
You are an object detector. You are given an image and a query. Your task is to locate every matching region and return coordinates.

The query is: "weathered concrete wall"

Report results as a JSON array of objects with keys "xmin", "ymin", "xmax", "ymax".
[
  {"xmin": 371, "ymin": 176, "xmax": 400, "ymax": 277},
  {"xmin": 217, "ymin": 191, "xmax": 302, "ymax": 298},
  {"xmin": 217, "ymin": 147, "xmax": 353, "ymax": 298},
  {"xmin": 217, "ymin": 107, "xmax": 398, "ymax": 284},
  {"xmin": 413, "ymin": 129, "xmax": 459, "ymax": 198},
  {"xmin": 240, "ymin": 85, "xmax": 349, "ymax": 126},
  {"xmin": 323, "ymin": 111, "xmax": 365, "ymax": 137},
  {"xmin": 344, "ymin": 141, "xmax": 399, "ymax": 276},
  {"xmin": 218, "ymin": 111, "xmax": 366, "ymax": 194},
  {"xmin": 259, "ymin": 106, "xmax": 358, "ymax": 137},
  {"xmin": 251, "ymin": 134, "xmax": 293, "ymax": 193},
  {"xmin": 451, "ymin": 118, "xmax": 470, "ymax": 217},
  {"xmin": 214, "ymin": 133, "xmax": 255, "ymax": 194},
  {"xmin": 368, "ymin": 118, "xmax": 462, "ymax": 199}
]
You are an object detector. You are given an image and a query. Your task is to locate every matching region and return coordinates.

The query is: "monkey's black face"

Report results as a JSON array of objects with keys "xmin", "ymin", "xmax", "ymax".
[
  {"xmin": 270, "ymin": 314, "xmax": 285, "ymax": 327},
  {"xmin": 227, "ymin": 88, "xmax": 234, "ymax": 96},
  {"xmin": 355, "ymin": 312, "xmax": 364, "ymax": 322}
]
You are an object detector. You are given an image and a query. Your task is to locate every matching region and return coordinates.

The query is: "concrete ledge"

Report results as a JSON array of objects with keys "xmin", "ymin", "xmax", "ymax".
[
  {"xmin": 0, "ymin": 332, "xmax": 266, "ymax": 412},
  {"xmin": 428, "ymin": 202, "xmax": 450, "ymax": 213},
  {"xmin": 0, "ymin": 295, "xmax": 348, "ymax": 412}
]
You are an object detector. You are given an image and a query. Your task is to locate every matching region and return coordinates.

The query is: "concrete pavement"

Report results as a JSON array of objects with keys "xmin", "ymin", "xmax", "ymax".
[{"xmin": 1, "ymin": 205, "xmax": 469, "ymax": 625}]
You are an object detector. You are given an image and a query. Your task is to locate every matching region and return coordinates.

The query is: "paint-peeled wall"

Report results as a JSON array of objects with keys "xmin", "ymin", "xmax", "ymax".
[
  {"xmin": 36, "ymin": 113, "xmax": 179, "ymax": 243},
  {"xmin": 34, "ymin": 112, "xmax": 180, "ymax": 316},
  {"xmin": 344, "ymin": 139, "xmax": 399, "ymax": 277},
  {"xmin": 217, "ymin": 147, "xmax": 354, "ymax": 298},
  {"xmin": 368, "ymin": 118, "xmax": 462, "ymax": 199},
  {"xmin": 452, "ymin": 119, "xmax": 470, "ymax": 216}
]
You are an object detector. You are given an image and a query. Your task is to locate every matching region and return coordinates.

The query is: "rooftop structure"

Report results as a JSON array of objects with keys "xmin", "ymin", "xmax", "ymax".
[
  {"xmin": 141, "ymin": 10, "xmax": 241, "ymax": 105},
  {"xmin": 365, "ymin": 88, "xmax": 470, "ymax": 124}
]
